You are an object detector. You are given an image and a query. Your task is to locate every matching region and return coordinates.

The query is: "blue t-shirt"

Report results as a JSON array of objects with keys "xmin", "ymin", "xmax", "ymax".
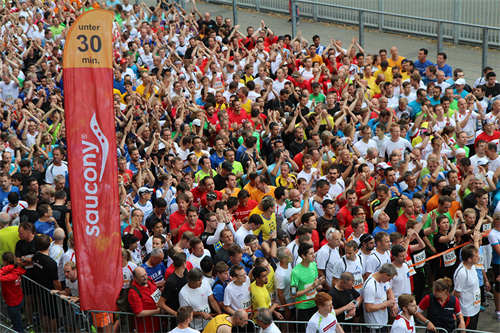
[
  {"xmin": 372, "ymin": 224, "xmax": 398, "ymax": 237},
  {"xmin": 210, "ymin": 153, "xmax": 225, "ymax": 170},
  {"xmin": 436, "ymin": 64, "xmax": 453, "ymax": 78},
  {"xmin": 409, "ymin": 100, "xmax": 423, "ymax": 118},
  {"xmin": 414, "ymin": 60, "xmax": 433, "ymax": 76},
  {"xmin": 212, "ymin": 277, "xmax": 227, "ymax": 302},
  {"xmin": 141, "ymin": 262, "xmax": 166, "ymax": 282},
  {"xmin": 34, "ymin": 220, "xmax": 56, "ymax": 238},
  {"xmin": 0, "ymin": 186, "xmax": 20, "ymax": 210},
  {"xmin": 453, "ymin": 89, "xmax": 468, "ymax": 99}
]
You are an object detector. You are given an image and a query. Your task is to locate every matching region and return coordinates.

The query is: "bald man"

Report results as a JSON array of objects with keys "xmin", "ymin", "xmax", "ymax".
[
  {"xmin": 203, "ymin": 309, "xmax": 249, "ymax": 332},
  {"xmin": 49, "ymin": 227, "xmax": 66, "ymax": 284}
]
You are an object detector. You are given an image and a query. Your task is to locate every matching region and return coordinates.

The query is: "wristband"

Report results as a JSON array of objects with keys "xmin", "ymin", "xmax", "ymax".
[
  {"xmin": 271, "ymin": 238, "xmax": 278, "ymax": 243},
  {"xmin": 425, "ymin": 320, "xmax": 430, "ymax": 325}
]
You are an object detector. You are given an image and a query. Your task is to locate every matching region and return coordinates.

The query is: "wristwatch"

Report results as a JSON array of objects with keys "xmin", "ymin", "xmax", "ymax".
[{"xmin": 22, "ymin": 257, "xmax": 25, "ymax": 262}]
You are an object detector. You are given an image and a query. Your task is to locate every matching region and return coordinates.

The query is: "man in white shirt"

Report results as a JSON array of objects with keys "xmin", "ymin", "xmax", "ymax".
[
  {"xmin": 363, "ymin": 231, "xmax": 392, "ymax": 279},
  {"xmin": 223, "ymin": 265, "xmax": 252, "ymax": 314},
  {"xmin": 317, "ymin": 228, "xmax": 341, "ymax": 292},
  {"xmin": 390, "ymin": 244, "xmax": 411, "ymax": 302},
  {"xmin": 354, "ymin": 125, "xmax": 378, "ymax": 156},
  {"xmin": 179, "ymin": 268, "xmax": 221, "ymax": 331},
  {"xmin": 255, "ymin": 308, "xmax": 281, "ymax": 333},
  {"xmin": 45, "ymin": 147, "xmax": 68, "ymax": 187},
  {"xmin": 362, "ymin": 263, "xmax": 399, "ymax": 330},
  {"xmin": 275, "ymin": 247, "xmax": 294, "ymax": 321},
  {"xmin": 187, "ymin": 237, "xmax": 211, "ymax": 269},
  {"xmin": 332, "ymin": 240, "xmax": 364, "ymax": 293},
  {"xmin": 379, "ymin": 124, "xmax": 412, "ymax": 162},
  {"xmin": 453, "ymin": 244, "xmax": 481, "ymax": 330},
  {"xmin": 234, "ymin": 215, "xmax": 263, "ymax": 247},
  {"xmin": 390, "ymin": 294, "xmax": 417, "ymax": 333}
]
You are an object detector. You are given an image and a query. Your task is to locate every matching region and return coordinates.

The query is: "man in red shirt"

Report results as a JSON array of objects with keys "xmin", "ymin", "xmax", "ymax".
[
  {"xmin": 170, "ymin": 193, "xmax": 189, "ymax": 244},
  {"xmin": 234, "ymin": 190, "xmax": 258, "ymax": 223},
  {"xmin": 299, "ymin": 212, "xmax": 320, "ymax": 252},
  {"xmin": 228, "ymin": 99, "xmax": 248, "ymax": 132},
  {"xmin": 338, "ymin": 189, "xmax": 358, "ymax": 232},
  {"xmin": 287, "ymin": 71, "xmax": 312, "ymax": 92},
  {"xmin": 177, "ymin": 206, "xmax": 205, "ymax": 241},
  {"xmin": 191, "ymin": 182, "xmax": 207, "ymax": 205},
  {"xmin": 200, "ymin": 177, "xmax": 222, "ymax": 208},
  {"xmin": 475, "ymin": 118, "xmax": 500, "ymax": 146},
  {"xmin": 128, "ymin": 267, "xmax": 161, "ymax": 333},
  {"xmin": 395, "ymin": 199, "xmax": 415, "ymax": 235}
]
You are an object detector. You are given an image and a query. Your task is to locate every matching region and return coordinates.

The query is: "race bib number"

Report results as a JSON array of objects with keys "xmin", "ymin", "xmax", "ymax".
[
  {"xmin": 465, "ymin": 128, "xmax": 474, "ymax": 141},
  {"xmin": 353, "ymin": 275, "xmax": 364, "ymax": 292},
  {"xmin": 413, "ymin": 251, "xmax": 426, "ymax": 269},
  {"xmin": 150, "ymin": 289, "xmax": 161, "ymax": 304},
  {"xmin": 443, "ymin": 251, "xmax": 457, "ymax": 267},
  {"xmin": 474, "ymin": 291, "xmax": 481, "ymax": 307},
  {"xmin": 483, "ymin": 223, "xmax": 491, "ymax": 232},
  {"xmin": 475, "ymin": 254, "xmax": 485, "ymax": 270},
  {"xmin": 304, "ymin": 283, "xmax": 317, "ymax": 300},
  {"xmin": 197, "ymin": 305, "xmax": 210, "ymax": 313},
  {"xmin": 242, "ymin": 299, "xmax": 252, "ymax": 311},
  {"xmin": 406, "ymin": 259, "xmax": 416, "ymax": 276}
]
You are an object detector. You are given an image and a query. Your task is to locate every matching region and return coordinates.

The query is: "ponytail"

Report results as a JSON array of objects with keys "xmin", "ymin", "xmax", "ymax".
[
  {"xmin": 433, "ymin": 277, "xmax": 452, "ymax": 293},
  {"xmin": 2, "ymin": 252, "xmax": 17, "ymax": 268}
]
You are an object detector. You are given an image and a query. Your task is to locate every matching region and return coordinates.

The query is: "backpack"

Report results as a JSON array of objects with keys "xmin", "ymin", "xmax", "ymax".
[{"xmin": 116, "ymin": 285, "xmax": 142, "ymax": 312}]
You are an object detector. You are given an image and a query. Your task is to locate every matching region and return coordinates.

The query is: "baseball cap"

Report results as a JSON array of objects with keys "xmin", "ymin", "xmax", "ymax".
[
  {"xmin": 207, "ymin": 192, "xmax": 217, "ymax": 201},
  {"xmin": 179, "ymin": 74, "xmax": 186, "ymax": 80},
  {"xmin": 244, "ymin": 234, "xmax": 258, "ymax": 244},
  {"xmin": 277, "ymin": 229, "xmax": 288, "ymax": 240},
  {"xmin": 420, "ymin": 122, "xmax": 429, "ymax": 129},
  {"xmin": 455, "ymin": 78, "xmax": 466, "ymax": 85},
  {"xmin": 285, "ymin": 207, "xmax": 301, "ymax": 219},
  {"xmin": 376, "ymin": 162, "xmax": 389, "ymax": 170},
  {"xmin": 456, "ymin": 148, "xmax": 466, "ymax": 155},
  {"xmin": 119, "ymin": 58, "xmax": 127, "ymax": 65},
  {"xmin": 222, "ymin": 161, "xmax": 233, "ymax": 171},
  {"xmin": 358, "ymin": 233, "xmax": 374, "ymax": 248},
  {"xmin": 192, "ymin": 119, "xmax": 201, "ymax": 127},
  {"xmin": 138, "ymin": 187, "xmax": 154, "ymax": 196},
  {"xmin": 477, "ymin": 158, "xmax": 489, "ymax": 167},
  {"xmin": 484, "ymin": 118, "xmax": 495, "ymax": 125},
  {"xmin": 373, "ymin": 208, "xmax": 384, "ymax": 223},
  {"xmin": 292, "ymin": 71, "xmax": 301, "ymax": 78},
  {"xmin": 312, "ymin": 82, "xmax": 321, "ymax": 87}
]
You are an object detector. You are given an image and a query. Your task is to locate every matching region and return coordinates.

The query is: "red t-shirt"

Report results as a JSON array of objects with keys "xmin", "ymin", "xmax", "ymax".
[
  {"xmin": 338, "ymin": 206, "xmax": 354, "ymax": 230},
  {"xmin": 164, "ymin": 261, "xmax": 193, "ymax": 280},
  {"xmin": 287, "ymin": 76, "xmax": 312, "ymax": 92},
  {"xmin": 128, "ymin": 279, "xmax": 161, "ymax": 333},
  {"xmin": 170, "ymin": 211, "xmax": 186, "ymax": 243},
  {"xmin": 177, "ymin": 219, "xmax": 204, "ymax": 241},
  {"xmin": 191, "ymin": 187, "xmax": 205, "ymax": 205},
  {"xmin": 206, "ymin": 113, "xmax": 219, "ymax": 127},
  {"xmin": 311, "ymin": 230, "xmax": 320, "ymax": 252},
  {"xmin": 475, "ymin": 131, "xmax": 500, "ymax": 146},
  {"xmin": 0, "ymin": 265, "xmax": 25, "ymax": 307},
  {"xmin": 394, "ymin": 214, "xmax": 415, "ymax": 235},
  {"xmin": 228, "ymin": 109, "xmax": 248, "ymax": 128},
  {"xmin": 234, "ymin": 199, "xmax": 258, "ymax": 223},
  {"xmin": 293, "ymin": 152, "xmax": 304, "ymax": 171},
  {"xmin": 200, "ymin": 190, "xmax": 222, "ymax": 208},
  {"xmin": 123, "ymin": 225, "xmax": 148, "ymax": 241},
  {"xmin": 118, "ymin": 169, "xmax": 133, "ymax": 185}
]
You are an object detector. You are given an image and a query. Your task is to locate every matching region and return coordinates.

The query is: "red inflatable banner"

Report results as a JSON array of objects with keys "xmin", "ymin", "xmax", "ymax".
[{"xmin": 63, "ymin": 10, "xmax": 122, "ymax": 311}]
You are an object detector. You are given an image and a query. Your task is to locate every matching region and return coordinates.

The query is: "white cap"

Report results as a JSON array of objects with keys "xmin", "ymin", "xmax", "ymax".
[
  {"xmin": 456, "ymin": 148, "xmax": 466, "ymax": 155},
  {"xmin": 477, "ymin": 158, "xmax": 489, "ymax": 167},
  {"xmin": 192, "ymin": 119, "xmax": 201, "ymax": 126},
  {"xmin": 373, "ymin": 208, "xmax": 384, "ymax": 223},
  {"xmin": 455, "ymin": 78, "xmax": 466, "ymax": 85},
  {"xmin": 285, "ymin": 207, "xmax": 301, "ymax": 219}
]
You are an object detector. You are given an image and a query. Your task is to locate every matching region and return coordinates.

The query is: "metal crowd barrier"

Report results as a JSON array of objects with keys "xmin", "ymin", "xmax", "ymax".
[{"xmin": 0, "ymin": 323, "xmax": 16, "ymax": 333}]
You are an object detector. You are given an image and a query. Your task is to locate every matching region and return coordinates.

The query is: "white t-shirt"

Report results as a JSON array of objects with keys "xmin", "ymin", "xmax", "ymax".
[
  {"xmin": 45, "ymin": 162, "xmax": 68, "ymax": 186},
  {"xmin": 2, "ymin": 201, "xmax": 28, "ymax": 219},
  {"xmin": 223, "ymin": 276, "xmax": 252, "ymax": 312},
  {"xmin": 168, "ymin": 327, "xmax": 200, "ymax": 333},
  {"xmin": 188, "ymin": 249, "xmax": 211, "ymax": 269},
  {"xmin": 362, "ymin": 275, "xmax": 391, "ymax": 327},
  {"xmin": 364, "ymin": 250, "xmax": 391, "ymax": 275},
  {"xmin": 0, "ymin": 80, "xmax": 19, "ymax": 104},
  {"xmin": 274, "ymin": 264, "xmax": 294, "ymax": 307},
  {"xmin": 136, "ymin": 201, "xmax": 153, "ymax": 225},
  {"xmin": 316, "ymin": 244, "xmax": 340, "ymax": 288},
  {"xmin": 123, "ymin": 261, "xmax": 137, "ymax": 289},
  {"xmin": 379, "ymin": 138, "xmax": 412, "ymax": 159},
  {"xmin": 49, "ymin": 242, "xmax": 65, "ymax": 281},
  {"xmin": 453, "ymin": 263, "xmax": 480, "ymax": 317},
  {"xmin": 390, "ymin": 313, "xmax": 415, "ymax": 333},
  {"xmin": 306, "ymin": 310, "xmax": 338, "ymax": 333},
  {"xmin": 260, "ymin": 322, "xmax": 281, "ymax": 333},
  {"xmin": 300, "ymin": 67, "xmax": 314, "ymax": 80},
  {"xmin": 179, "ymin": 280, "xmax": 213, "ymax": 331},
  {"xmin": 286, "ymin": 241, "xmax": 302, "ymax": 268},
  {"xmin": 332, "ymin": 255, "xmax": 364, "ymax": 292},
  {"xmin": 390, "ymin": 263, "xmax": 411, "ymax": 302},
  {"xmin": 456, "ymin": 111, "xmax": 479, "ymax": 145},
  {"xmin": 235, "ymin": 227, "xmax": 253, "ymax": 248},
  {"xmin": 66, "ymin": 277, "xmax": 79, "ymax": 297},
  {"xmin": 297, "ymin": 168, "xmax": 318, "ymax": 187},
  {"xmin": 354, "ymin": 139, "xmax": 378, "ymax": 156}
]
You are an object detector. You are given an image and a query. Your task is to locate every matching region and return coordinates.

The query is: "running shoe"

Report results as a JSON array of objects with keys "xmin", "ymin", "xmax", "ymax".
[{"xmin": 485, "ymin": 291, "xmax": 494, "ymax": 299}]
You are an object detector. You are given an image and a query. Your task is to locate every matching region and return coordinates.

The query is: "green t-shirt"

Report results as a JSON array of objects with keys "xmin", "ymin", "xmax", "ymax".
[
  {"xmin": 449, "ymin": 100, "xmax": 458, "ymax": 111},
  {"xmin": 49, "ymin": 23, "xmax": 66, "ymax": 38},
  {"xmin": 422, "ymin": 209, "xmax": 453, "ymax": 247},
  {"xmin": 309, "ymin": 93, "xmax": 326, "ymax": 103},
  {"xmin": 237, "ymin": 132, "xmax": 261, "ymax": 152},
  {"xmin": 291, "ymin": 262, "xmax": 318, "ymax": 309},
  {"xmin": 195, "ymin": 169, "xmax": 217, "ymax": 183}
]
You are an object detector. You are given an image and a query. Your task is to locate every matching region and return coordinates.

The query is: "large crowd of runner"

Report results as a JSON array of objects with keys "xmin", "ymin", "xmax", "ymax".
[{"xmin": 0, "ymin": 0, "xmax": 500, "ymax": 332}]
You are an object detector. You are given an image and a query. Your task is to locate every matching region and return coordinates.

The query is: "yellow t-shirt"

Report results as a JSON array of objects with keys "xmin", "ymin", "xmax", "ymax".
[
  {"xmin": 249, "ymin": 206, "xmax": 277, "ymax": 241},
  {"xmin": 250, "ymin": 187, "xmax": 276, "ymax": 203},
  {"xmin": 368, "ymin": 81, "xmax": 382, "ymax": 96},
  {"xmin": 388, "ymin": 56, "xmax": 405, "ymax": 70},
  {"xmin": 373, "ymin": 68, "xmax": 393, "ymax": 82},
  {"xmin": 266, "ymin": 266, "xmax": 276, "ymax": 303},
  {"xmin": 250, "ymin": 281, "xmax": 271, "ymax": 311},
  {"xmin": 365, "ymin": 76, "xmax": 376, "ymax": 87},
  {"xmin": 135, "ymin": 84, "xmax": 158, "ymax": 99},
  {"xmin": 222, "ymin": 187, "xmax": 240, "ymax": 198}
]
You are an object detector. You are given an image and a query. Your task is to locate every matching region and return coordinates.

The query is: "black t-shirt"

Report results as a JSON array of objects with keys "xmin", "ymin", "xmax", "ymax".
[
  {"xmin": 19, "ymin": 209, "xmax": 39, "ymax": 224},
  {"xmin": 288, "ymin": 140, "xmax": 305, "ymax": 158},
  {"xmin": 213, "ymin": 174, "xmax": 226, "ymax": 192},
  {"xmin": 33, "ymin": 252, "xmax": 58, "ymax": 289},
  {"xmin": 213, "ymin": 247, "xmax": 230, "ymax": 266},
  {"xmin": 199, "ymin": 207, "xmax": 214, "ymax": 225},
  {"xmin": 433, "ymin": 231, "xmax": 455, "ymax": 267},
  {"xmin": 329, "ymin": 286, "xmax": 360, "ymax": 322},
  {"xmin": 473, "ymin": 206, "xmax": 494, "ymax": 246},
  {"xmin": 338, "ymin": 162, "xmax": 355, "ymax": 179},
  {"xmin": 327, "ymin": 104, "xmax": 341, "ymax": 118},
  {"xmin": 462, "ymin": 192, "xmax": 477, "ymax": 211},
  {"xmin": 305, "ymin": 125, "xmax": 326, "ymax": 140},
  {"xmin": 200, "ymin": 231, "xmax": 216, "ymax": 257},
  {"xmin": 481, "ymin": 83, "xmax": 500, "ymax": 98},
  {"xmin": 22, "ymin": 171, "xmax": 43, "ymax": 187},
  {"xmin": 199, "ymin": 19, "xmax": 217, "ymax": 32},
  {"xmin": 317, "ymin": 216, "xmax": 339, "ymax": 242},
  {"xmin": 371, "ymin": 197, "xmax": 400, "ymax": 224},
  {"xmin": 15, "ymin": 235, "xmax": 38, "ymax": 278},
  {"xmin": 162, "ymin": 269, "xmax": 188, "ymax": 311}
]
